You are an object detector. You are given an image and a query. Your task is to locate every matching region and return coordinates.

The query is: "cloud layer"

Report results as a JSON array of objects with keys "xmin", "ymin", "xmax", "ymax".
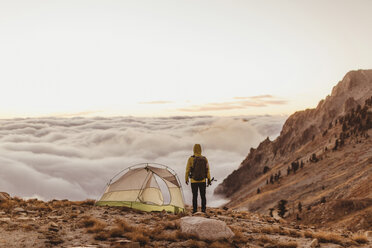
[{"xmin": 0, "ymin": 115, "xmax": 286, "ymax": 206}]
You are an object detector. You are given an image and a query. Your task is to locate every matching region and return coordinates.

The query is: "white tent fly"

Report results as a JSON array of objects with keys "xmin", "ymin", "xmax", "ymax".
[{"xmin": 96, "ymin": 163, "xmax": 185, "ymax": 213}]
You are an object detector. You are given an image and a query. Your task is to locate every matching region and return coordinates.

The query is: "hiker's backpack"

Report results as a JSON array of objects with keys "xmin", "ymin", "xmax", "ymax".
[{"xmin": 191, "ymin": 156, "xmax": 207, "ymax": 181}]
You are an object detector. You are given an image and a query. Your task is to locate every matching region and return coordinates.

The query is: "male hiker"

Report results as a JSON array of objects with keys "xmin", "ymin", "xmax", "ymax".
[{"xmin": 185, "ymin": 144, "xmax": 211, "ymax": 213}]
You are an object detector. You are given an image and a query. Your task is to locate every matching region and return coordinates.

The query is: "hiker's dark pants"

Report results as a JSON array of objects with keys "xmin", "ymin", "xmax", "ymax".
[{"xmin": 191, "ymin": 182, "xmax": 206, "ymax": 212}]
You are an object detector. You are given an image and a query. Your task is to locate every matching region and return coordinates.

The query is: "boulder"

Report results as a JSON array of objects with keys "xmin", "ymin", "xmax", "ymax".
[
  {"xmin": 309, "ymin": 238, "xmax": 319, "ymax": 248},
  {"xmin": 180, "ymin": 216, "xmax": 234, "ymax": 241},
  {"xmin": 365, "ymin": 231, "xmax": 372, "ymax": 238},
  {"xmin": 0, "ymin": 192, "xmax": 10, "ymax": 201},
  {"xmin": 13, "ymin": 207, "xmax": 25, "ymax": 213}
]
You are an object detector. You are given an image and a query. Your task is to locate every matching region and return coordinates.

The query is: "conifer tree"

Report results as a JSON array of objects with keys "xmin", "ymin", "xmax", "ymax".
[{"xmin": 277, "ymin": 200, "xmax": 288, "ymax": 218}]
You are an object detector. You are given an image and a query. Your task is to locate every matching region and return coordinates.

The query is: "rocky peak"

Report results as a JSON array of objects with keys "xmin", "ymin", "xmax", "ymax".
[
  {"xmin": 215, "ymin": 69, "xmax": 372, "ymax": 197},
  {"xmin": 331, "ymin": 70, "xmax": 372, "ymax": 98}
]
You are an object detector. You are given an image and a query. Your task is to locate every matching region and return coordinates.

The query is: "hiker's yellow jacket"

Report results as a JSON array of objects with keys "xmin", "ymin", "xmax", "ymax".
[{"xmin": 185, "ymin": 144, "xmax": 211, "ymax": 184}]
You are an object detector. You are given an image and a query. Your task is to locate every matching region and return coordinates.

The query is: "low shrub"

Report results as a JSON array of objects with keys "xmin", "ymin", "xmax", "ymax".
[
  {"xmin": 314, "ymin": 232, "xmax": 344, "ymax": 245},
  {"xmin": 93, "ymin": 232, "xmax": 108, "ymax": 241},
  {"xmin": 86, "ymin": 221, "xmax": 106, "ymax": 233},
  {"xmin": 303, "ymin": 231, "xmax": 314, "ymax": 238},
  {"xmin": 230, "ymin": 226, "xmax": 249, "ymax": 243},
  {"xmin": 352, "ymin": 234, "xmax": 368, "ymax": 244},
  {"xmin": 276, "ymin": 241, "xmax": 298, "ymax": 248},
  {"xmin": 288, "ymin": 229, "xmax": 301, "ymax": 238},
  {"xmin": 124, "ymin": 232, "xmax": 150, "ymax": 245},
  {"xmin": 114, "ymin": 218, "xmax": 135, "ymax": 232},
  {"xmin": 108, "ymin": 227, "xmax": 124, "ymax": 238},
  {"xmin": 79, "ymin": 216, "xmax": 101, "ymax": 228}
]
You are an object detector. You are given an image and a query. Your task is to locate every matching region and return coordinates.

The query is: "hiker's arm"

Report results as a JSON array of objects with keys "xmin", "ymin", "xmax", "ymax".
[
  {"xmin": 206, "ymin": 158, "xmax": 211, "ymax": 181},
  {"xmin": 185, "ymin": 157, "xmax": 192, "ymax": 184}
]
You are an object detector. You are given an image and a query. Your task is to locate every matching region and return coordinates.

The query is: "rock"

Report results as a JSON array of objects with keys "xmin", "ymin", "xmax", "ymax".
[
  {"xmin": 48, "ymin": 215, "xmax": 63, "ymax": 220},
  {"xmin": 309, "ymin": 238, "xmax": 319, "ymax": 248},
  {"xmin": 365, "ymin": 231, "xmax": 372, "ymax": 237},
  {"xmin": 192, "ymin": 212, "xmax": 206, "ymax": 217},
  {"xmin": 0, "ymin": 211, "xmax": 6, "ymax": 215},
  {"xmin": 13, "ymin": 207, "xmax": 25, "ymax": 213},
  {"xmin": 180, "ymin": 216, "xmax": 234, "ymax": 241},
  {"xmin": 48, "ymin": 222, "xmax": 59, "ymax": 232},
  {"xmin": 0, "ymin": 192, "xmax": 10, "ymax": 200},
  {"xmin": 50, "ymin": 222, "xmax": 58, "ymax": 228},
  {"xmin": 0, "ymin": 218, "xmax": 11, "ymax": 223},
  {"xmin": 115, "ymin": 240, "xmax": 140, "ymax": 248},
  {"xmin": 17, "ymin": 217, "xmax": 36, "ymax": 221}
]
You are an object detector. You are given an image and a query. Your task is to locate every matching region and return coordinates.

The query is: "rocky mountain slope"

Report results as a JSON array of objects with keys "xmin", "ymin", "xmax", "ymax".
[
  {"xmin": 215, "ymin": 69, "xmax": 372, "ymax": 231},
  {"xmin": 0, "ymin": 198, "xmax": 370, "ymax": 247}
]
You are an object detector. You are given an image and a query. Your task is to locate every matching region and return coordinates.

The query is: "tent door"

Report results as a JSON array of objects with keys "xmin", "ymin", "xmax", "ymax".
[{"xmin": 153, "ymin": 173, "xmax": 171, "ymax": 205}]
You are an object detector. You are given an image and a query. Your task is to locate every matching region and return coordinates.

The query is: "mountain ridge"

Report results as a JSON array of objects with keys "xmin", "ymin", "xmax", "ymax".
[{"xmin": 214, "ymin": 69, "xmax": 372, "ymax": 231}]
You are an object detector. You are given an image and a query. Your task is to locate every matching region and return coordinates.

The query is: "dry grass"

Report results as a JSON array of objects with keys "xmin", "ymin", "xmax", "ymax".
[
  {"xmin": 149, "ymin": 227, "xmax": 199, "ymax": 242},
  {"xmin": 114, "ymin": 218, "xmax": 135, "ymax": 232},
  {"xmin": 93, "ymin": 232, "xmax": 108, "ymax": 241},
  {"xmin": 181, "ymin": 239, "xmax": 207, "ymax": 248},
  {"xmin": 49, "ymin": 200, "xmax": 72, "ymax": 208},
  {"xmin": 313, "ymin": 231, "xmax": 344, "ymax": 245},
  {"xmin": 74, "ymin": 199, "xmax": 96, "ymax": 206},
  {"xmin": 275, "ymin": 241, "xmax": 298, "ymax": 248},
  {"xmin": 108, "ymin": 227, "xmax": 124, "ymax": 238},
  {"xmin": 152, "ymin": 230, "xmax": 178, "ymax": 241},
  {"xmin": 352, "ymin": 234, "xmax": 369, "ymax": 244},
  {"xmin": 86, "ymin": 221, "xmax": 106, "ymax": 233},
  {"xmin": 13, "ymin": 197, "xmax": 27, "ymax": 207},
  {"xmin": 234, "ymin": 213, "xmax": 244, "ymax": 219},
  {"xmin": 230, "ymin": 226, "xmax": 249, "ymax": 243},
  {"xmin": 303, "ymin": 230, "xmax": 314, "ymax": 238},
  {"xmin": 109, "ymin": 219, "xmax": 152, "ymax": 245},
  {"xmin": 260, "ymin": 226, "xmax": 275, "ymax": 234},
  {"xmin": 255, "ymin": 235, "xmax": 275, "ymax": 247},
  {"xmin": 124, "ymin": 232, "xmax": 150, "ymax": 245},
  {"xmin": 209, "ymin": 241, "xmax": 232, "ymax": 248},
  {"xmin": 21, "ymin": 224, "xmax": 35, "ymax": 232},
  {"xmin": 79, "ymin": 216, "xmax": 102, "ymax": 228},
  {"xmin": 260, "ymin": 226, "xmax": 289, "ymax": 236},
  {"xmin": 158, "ymin": 220, "xmax": 179, "ymax": 230},
  {"xmin": 0, "ymin": 199, "xmax": 17, "ymax": 213},
  {"xmin": 167, "ymin": 213, "xmax": 183, "ymax": 221},
  {"xmin": 288, "ymin": 229, "xmax": 302, "ymax": 238},
  {"xmin": 69, "ymin": 213, "xmax": 78, "ymax": 219},
  {"xmin": 257, "ymin": 235, "xmax": 274, "ymax": 244},
  {"xmin": 32, "ymin": 201, "xmax": 52, "ymax": 212},
  {"xmin": 174, "ymin": 230, "xmax": 198, "ymax": 240}
]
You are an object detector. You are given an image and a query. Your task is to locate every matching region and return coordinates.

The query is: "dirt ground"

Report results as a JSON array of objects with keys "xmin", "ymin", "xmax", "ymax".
[{"xmin": 0, "ymin": 198, "xmax": 371, "ymax": 248}]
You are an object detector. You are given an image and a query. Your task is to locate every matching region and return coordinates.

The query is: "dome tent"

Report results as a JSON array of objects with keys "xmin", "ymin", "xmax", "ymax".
[{"xmin": 96, "ymin": 163, "xmax": 185, "ymax": 213}]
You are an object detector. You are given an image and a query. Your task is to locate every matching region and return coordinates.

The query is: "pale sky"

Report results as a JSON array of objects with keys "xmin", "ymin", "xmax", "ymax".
[{"xmin": 1, "ymin": 0, "xmax": 372, "ymax": 118}]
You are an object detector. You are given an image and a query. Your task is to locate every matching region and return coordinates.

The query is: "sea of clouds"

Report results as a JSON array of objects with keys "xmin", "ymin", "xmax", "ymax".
[{"xmin": 0, "ymin": 115, "xmax": 286, "ymax": 207}]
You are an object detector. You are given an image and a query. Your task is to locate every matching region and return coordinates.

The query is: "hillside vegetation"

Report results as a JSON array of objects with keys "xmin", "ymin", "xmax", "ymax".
[{"xmin": 215, "ymin": 70, "xmax": 372, "ymax": 232}]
